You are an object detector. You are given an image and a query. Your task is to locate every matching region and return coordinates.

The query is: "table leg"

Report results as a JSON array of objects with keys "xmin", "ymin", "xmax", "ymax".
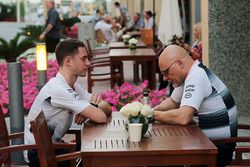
[
  {"xmin": 147, "ymin": 59, "xmax": 156, "ymax": 89},
  {"xmin": 110, "ymin": 63, "xmax": 115, "ymax": 88}
]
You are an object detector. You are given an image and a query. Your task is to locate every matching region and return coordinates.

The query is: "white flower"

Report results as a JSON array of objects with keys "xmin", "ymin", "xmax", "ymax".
[
  {"xmin": 122, "ymin": 34, "xmax": 131, "ymax": 39},
  {"xmin": 120, "ymin": 101, "xmax": 143, "ymax": 117},
  {"xmin": 140, "ymin": 104, "xmax": 152, "ymax": 117},
  {"xmin": 128, "ymin": 38, "xmax": 138, "ymax": 45},
  {"xmin": 120, "ymin": 104, "xmax": 130, "ymax": 117}
]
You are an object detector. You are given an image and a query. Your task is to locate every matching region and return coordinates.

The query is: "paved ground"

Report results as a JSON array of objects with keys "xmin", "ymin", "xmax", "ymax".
[{"xmin": 5, "ymin": 60, "xmax": 250, "ymax": 165}]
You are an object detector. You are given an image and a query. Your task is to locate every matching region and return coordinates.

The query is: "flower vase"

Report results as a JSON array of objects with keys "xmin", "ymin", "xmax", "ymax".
[
  {"xmin": 129, "ymin": 44, "xmax": 137, "ymax": 51},
  {"xmin": 123, "ymin": 38, "xmax": 129, "ymax": 45},
  {"xmin": 128, "ymin": 116, "xmax": 148, "ymax": 137}
]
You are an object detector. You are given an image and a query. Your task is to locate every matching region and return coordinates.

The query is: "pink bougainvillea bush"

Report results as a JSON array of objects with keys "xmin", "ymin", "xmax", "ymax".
[
  {"xmin": 0, "ymin": 61, "xmax": 167, "ymax": 116},
  {"xmin": 0, "ymin": 59, "xmax": 58, "ymax": 115},
  {"xmin": 101, "ymin": 80, "xmax": 167, "ymax": 112}
]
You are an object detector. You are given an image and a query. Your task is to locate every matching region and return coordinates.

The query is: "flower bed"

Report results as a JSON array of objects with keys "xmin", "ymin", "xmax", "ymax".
[
  {"xmin": 0, "ymin": 59, "xmax": 59, "ymax": 115},
  {"xmin": 101, "ymin": 80, "xmax": 167, "ymax": 111},
  {"xmin": 0, "ymin": 62, "xmax": 167, "ymax": 116}
]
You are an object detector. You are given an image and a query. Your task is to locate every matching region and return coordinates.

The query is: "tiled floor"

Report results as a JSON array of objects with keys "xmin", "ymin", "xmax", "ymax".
[{"xmin": 77, "ymin": 61, "xmax": 159, "ymax": 93}]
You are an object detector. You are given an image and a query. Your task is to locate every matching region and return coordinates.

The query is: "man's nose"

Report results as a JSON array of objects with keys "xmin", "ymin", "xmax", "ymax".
[{"xmin": 86, "ymin": 58, "xmax": 91, "ymax": 66}]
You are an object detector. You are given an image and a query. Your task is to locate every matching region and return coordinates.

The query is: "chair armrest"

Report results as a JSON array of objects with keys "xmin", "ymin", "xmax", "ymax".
[
  {"xmin": 0, "ymin": 144, "xmax": 36, "ymax": 154},
  {"xmin": 235, "ymin": 146, "xmax": 250, "ymax": 153},
  {"xmin": 212, "ymin": 137, "xmax": 250, "ymax": 144},
  {"xmin": 8, "ymin": 132, "xmax": 24, "ymax": 140},
  {"xmin": 56, "ymin": 151, "xmax": 81, "ymax": 162},
  {"xmin": 238, "ymin": 124, "xmax": 250, "ymax": 130},
  {"xmin": 53, "ymin": 143, "xmax": 76, "ymax": 151}
]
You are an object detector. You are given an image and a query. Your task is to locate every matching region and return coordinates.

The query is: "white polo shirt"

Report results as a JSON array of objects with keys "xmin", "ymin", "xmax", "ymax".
[
  {"xmin": 24, "ymin": 72, "xmax": 91, "ymax": 161},
  {"xmin": 171, "ymin": 60, "xmax": 238, "ymax": 139}
]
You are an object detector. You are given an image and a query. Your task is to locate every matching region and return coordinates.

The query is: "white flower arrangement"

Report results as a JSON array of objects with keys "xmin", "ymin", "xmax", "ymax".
[
  {"xmin": 128, "ymin": 38, "xmax": 138, "ymax": 45},
  {"xmin": 122, "ymin": 34, "xmax": 131, "ymax": 39},
  {"xmin": 120, "ymin": 101, "xmax": 152, "ymax": 118}
]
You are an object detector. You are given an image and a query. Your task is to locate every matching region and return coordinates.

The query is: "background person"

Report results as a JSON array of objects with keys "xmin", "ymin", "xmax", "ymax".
[
  {"xmin": 154, "ymin": 45, "xmax": 238, "ymax": 167},
  {"xmin": 125, "ymin": 12, "xmax": 143, "ymax": 32},
  {"xmin": 114, "ymin": 1, "xmax": 129, "ymax": 28},
  {"xmin": 24, "ymin": 39, "xmax": 112, "ymax": 167},
  {"xmin": 144, "ymin": 10, "xmax": 154, "ymax": 29},
  {"xmin": 39, "ymin": 0, "xmax": 61, "ymax": 53},
  {"xmin": 190, "ymin": 22, "xmax": 202, "ymax": 61}
]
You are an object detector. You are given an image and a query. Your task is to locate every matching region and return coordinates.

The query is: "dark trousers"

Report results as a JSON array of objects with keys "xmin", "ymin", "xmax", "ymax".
[
  {"xmin": 28, "ymin": 148, "xmax": 71, "ymax": 167},
  {"xmin": 215, "ymin": 143, "xmax": 235, "ymax": 167},
  {"xmin": 45, "ymin": 36, "xmax": 60, "ymax": 53}
]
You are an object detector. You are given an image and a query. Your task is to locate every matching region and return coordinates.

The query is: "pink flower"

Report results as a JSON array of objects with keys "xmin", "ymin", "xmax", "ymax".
[
  {"xmin": 101, "ymin": 81, "xmax": 167, "ymax": 112},
  {"xmin": 0, "ymin": 60, "xmax": 58, "ymax": 116}
]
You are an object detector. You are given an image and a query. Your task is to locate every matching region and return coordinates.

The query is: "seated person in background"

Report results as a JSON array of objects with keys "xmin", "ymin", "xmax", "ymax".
[
  {"xmin": 190, "ymin": 22, "xmax": 202, "ymax": 61},
  {"xmin": 123, "ymin": 12, "xmax": 143, "ymax": 32},
  {"xmin": 154, "ymin": 45, "xmax": 238, "ymax": 167},
  {"xmin": 144, "ymin": 10, "xmax": 154, "ymax": 29},
  {"xmin": 143, "ymin": 10, "xmax": 158, "ymax": 36},
  {"xmin": 94, "ymin": 15, "xmax": 122, "ymax": 43},
  {"xmin": 24, "ymin": 39, "xmax": 112, "ymax": 167}
]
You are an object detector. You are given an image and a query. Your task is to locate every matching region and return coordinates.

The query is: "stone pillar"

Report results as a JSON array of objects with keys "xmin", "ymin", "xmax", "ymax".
[{"xmin": 208, "ymin": 0, "xmax": 250, "ymax": 116}]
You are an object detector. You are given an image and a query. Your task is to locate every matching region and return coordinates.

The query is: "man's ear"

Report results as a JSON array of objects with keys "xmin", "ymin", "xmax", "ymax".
[
  {"xmin": 178, "ymin": 59, "xmax": 184, "ymax": 69},
  {"xmin": 64, "ymin": 56, "xmax": 71, "ymax": 66}
]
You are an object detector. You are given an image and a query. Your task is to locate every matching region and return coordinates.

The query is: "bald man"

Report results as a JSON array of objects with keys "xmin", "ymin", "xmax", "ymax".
[{"xmin": 154, "ymin": 45, "xmax": 238, "ymax": 167}]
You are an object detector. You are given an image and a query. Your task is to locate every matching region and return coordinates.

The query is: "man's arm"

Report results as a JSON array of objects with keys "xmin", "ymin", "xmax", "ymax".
[
  {"xmin": 154, "ymin": 106, "xmax": 196, "ymax": 125},
  {"xmin": 154, "ymin": 97, "xmax": 179, "ymax": 111},
  {"xmin": 39, "ymin": 24, "xmax": 53, "ymax": 40},
  {"xmin": 79, "ymin": 105, "xmax": 107, "ymax": 123}
]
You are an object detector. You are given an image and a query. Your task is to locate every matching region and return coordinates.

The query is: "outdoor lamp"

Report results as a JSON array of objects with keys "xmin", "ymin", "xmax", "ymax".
[
  {"xmin": 36, "ymin": 43, "xmax": 47, "ymax": 70},
  {"xmin": 36, "ymin": 43, "xmax": 47, "ymax": 90}
]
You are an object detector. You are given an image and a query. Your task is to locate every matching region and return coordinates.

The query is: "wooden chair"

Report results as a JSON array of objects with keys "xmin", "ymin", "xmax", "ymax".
[
  {"xmin": 0, "ymin": 105, "xmax": 35, "ymax": 166},
  {"xmin": 30, "ymin": 111, "xmax": 81, "ymax": 167},
  {"xmin": 87, "ymin": 56, "xmax": 124, "ymax": 93},
  {"xmin": 84, "ymin": 39, "xmax": 124, "ymax": 92},
  {"xmin": 85, "ymin": 38, "xmax": 109, "ymax": 59},
  {"xmin": 212, "ymin": 124, "xmax": 250, "ymax": 166},
  {"xmin": 140, "ymin": 28, "xmax": 153, "ymax": 46}
]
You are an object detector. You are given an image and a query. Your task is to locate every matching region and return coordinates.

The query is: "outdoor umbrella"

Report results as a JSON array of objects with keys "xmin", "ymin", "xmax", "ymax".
[{"xmin": 158, "ymin": 0, "xmax": 183, "ymax": 45}]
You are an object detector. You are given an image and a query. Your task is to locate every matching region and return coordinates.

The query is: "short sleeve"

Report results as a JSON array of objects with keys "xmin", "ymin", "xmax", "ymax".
[
  {"xmin": 48, "ymin": 10, "xmax": 58, "ymax": 26},
  {"xmin": 50, "ymin": 87, "xmax": 90, "ymax": 114},
  {"xmin": 171, "ymin": 86, "xmax": 184, "ymax": 103},
  {"xmin": 180, "ymin": 70, "xmax": 211, "ymax": 111}
]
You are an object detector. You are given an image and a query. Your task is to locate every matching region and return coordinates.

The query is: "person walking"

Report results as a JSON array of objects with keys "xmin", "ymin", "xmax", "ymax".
[{"xmin": 39, "ymin": 0, "xmax": 61, "ymax": 53}]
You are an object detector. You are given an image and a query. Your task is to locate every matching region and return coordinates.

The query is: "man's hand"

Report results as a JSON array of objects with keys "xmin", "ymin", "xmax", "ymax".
[
  {"xmin": 39, "ymin": 32, "xmax": 45, "ymax": 40},
  {"xmin": 74, "ymin": 113, "xmax": 88, "ymax": 125}
]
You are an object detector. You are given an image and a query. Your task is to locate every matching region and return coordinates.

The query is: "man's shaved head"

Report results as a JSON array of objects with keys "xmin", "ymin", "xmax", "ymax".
[{"xmin": 159, "ymin": 45, "xmax": 188, "ymax": 71}]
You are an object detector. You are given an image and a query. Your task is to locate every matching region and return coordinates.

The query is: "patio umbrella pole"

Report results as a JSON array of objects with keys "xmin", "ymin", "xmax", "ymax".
[
  {"xmin": 180, "ymin": 0, "xmax": 186, "ymax": 41},
  {"xmin": 153, "ymin": 0, "xmax": 156, "ymax": 47}
]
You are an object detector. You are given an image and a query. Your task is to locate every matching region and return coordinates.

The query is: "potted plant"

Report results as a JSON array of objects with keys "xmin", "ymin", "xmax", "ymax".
[
  {"xmin": 120, "ymin": 101, "xmax": 152, "ymax": 137},
  {"xmin": 0, "ymin": 33, "xmax": 35, "ymax": 62},
  {"xmin": 122, "ymin": 34, "xmax": 131, "ymax": 45},
  {"xmin": 20, "ymin": 25, "xmax": 44, "ymax": 42},
  {"xmin": 128, "ymin": 38, "xmax": 138, "ymax": 51}
]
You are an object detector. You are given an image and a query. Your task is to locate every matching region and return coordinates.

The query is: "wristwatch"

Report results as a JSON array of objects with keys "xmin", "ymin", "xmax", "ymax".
[{"xmin": 90, "ymin": 102, "xmax": 98, "ymax": 108}]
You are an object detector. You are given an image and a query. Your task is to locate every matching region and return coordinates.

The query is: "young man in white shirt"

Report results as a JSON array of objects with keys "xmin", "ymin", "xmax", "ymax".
[
  {"xmin": 24, "ymin": 39, "xmax": 112, "ymax": 166},
  {"xmin": 154, "ymin": 45, "xmax": 238, "ymax": 167}
]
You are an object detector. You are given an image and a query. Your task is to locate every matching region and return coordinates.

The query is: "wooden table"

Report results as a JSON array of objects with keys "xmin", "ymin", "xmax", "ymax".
[
  {"xmin": 109, "ymin": 48, "xmax": 157, "ymax": 89},
  {"xmin": 109, "ymin": 41, "xmax": 147, "ymax": 49},
  {"xmin": 81, "ymin": 113, "xmax": 217, "ymax": 167}
]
